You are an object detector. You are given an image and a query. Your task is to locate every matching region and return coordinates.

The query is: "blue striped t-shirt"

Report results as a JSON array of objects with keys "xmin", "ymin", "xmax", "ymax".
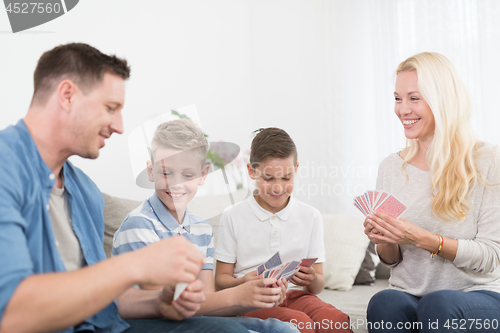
[{"xmin": 112, "ymin": 193, "xmax": 214, "ymax": 270}]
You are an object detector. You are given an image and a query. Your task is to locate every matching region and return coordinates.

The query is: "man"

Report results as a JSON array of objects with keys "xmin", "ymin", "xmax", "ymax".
[{"xmin": 0, "ymin": 43, "xmax": 248, "ymax": 333}]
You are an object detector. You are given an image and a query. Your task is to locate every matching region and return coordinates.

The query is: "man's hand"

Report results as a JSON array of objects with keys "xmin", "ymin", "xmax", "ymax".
[
  {"xmin": 159, "ymin": 279, "xmax": 206, "ymax": 320},
  {"xmin": 289, "ymin": 266, "xmax": 315, "ymax": 286},
  {"xmin": 133, "ymin": 236, "xmax": 205, "ymax": 288}
]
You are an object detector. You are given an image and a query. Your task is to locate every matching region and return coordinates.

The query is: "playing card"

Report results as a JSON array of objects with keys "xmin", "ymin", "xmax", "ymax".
[
  {"xmin": 354, "ymin": 201, "xmax": 367, "ymax": 216},
  {"xmin": 278, "ymin": 261, "xmax": 300, "ymax": 279},
  {"xmin": 363, "ymin": 193, "xmax": 371, "ymax": 212},
  {"xmin": 283, "ymin": 267, "xmax": 301, "ymax": 281},
  {"xmin": 373, "ymin": 191, "xmax": 388, "ymax": 209},
  {"xmin": 257, "ymin": 264, "xmax": 266, "ymax": 276},
  {"xmin": 173, "ymin": 282, "xmax": 188, "ymax": 301},
  {"xmin": 357, "ymin": 196, "xmax": 371, "ymax": 215},
  {"xmin": 264, "ymin": 252, "xmax": 282, "ymax": 270},
  {"xmin": 367, "ymin": 191, "xmax": 376, "ymax": 210},
  {"xmin": 375, "ymin": 194, "xmax": 407, "ymax": 218},
  {"xmin": 263, "ymin": 270, "xmax": 270, "ymax": 278},
  {"xmin": 300, "ymin": 258, "xmax": 318, "ymax": 267}
]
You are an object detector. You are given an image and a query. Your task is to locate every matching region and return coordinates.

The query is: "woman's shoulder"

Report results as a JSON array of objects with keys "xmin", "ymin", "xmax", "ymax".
[
  {"xmin": 475, "ymin": 142, "xmax": 499, "ymax": 168},
  {"xmin": 379, "ymin": 151, "xmax": 402, "ymax": 169}
]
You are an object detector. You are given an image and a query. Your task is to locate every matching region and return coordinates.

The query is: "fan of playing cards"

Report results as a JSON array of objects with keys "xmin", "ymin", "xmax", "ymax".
[
  {"xmin": 354, "ymin": 190, "xmax": 407, "ymax": 218},
  {"xmin": 257, "ymin": 252, "xmax": 318, "ymax": 282}
]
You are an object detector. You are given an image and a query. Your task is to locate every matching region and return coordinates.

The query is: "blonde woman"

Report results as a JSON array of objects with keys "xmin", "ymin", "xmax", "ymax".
[{"xmin": 364, "ymin": 52, "xmax": 500, "ymax": 332}]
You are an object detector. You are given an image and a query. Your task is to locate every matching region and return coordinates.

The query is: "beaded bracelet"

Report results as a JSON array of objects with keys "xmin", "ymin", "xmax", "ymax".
[{"xmin": 430, "ymin": 234, "xmax": 443, "ymax": 259}]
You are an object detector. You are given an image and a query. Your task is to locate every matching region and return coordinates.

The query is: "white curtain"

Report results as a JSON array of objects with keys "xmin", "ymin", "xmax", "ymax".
[
  {"xmin": 233, "ymin": 0, "xmax": 499, "ymax": 214},
  {"xmin": 2, "ymin": 0, "xmax": 499, "ymax": 215}
]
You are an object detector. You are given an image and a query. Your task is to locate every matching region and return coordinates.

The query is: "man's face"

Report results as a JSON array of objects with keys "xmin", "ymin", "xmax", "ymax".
[
  {"xmin": 147, "ymin": 147, "xmax": 209, "ymax": 221},
  {"xmin": 70, "ymin": 72, "xmax": 125, "ymax": 159}
]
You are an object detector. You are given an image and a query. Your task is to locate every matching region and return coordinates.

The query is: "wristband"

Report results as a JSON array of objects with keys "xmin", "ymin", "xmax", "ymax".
[{"xmin": 430, "ymin": 234, "xmax": 443, "ymax": 259}]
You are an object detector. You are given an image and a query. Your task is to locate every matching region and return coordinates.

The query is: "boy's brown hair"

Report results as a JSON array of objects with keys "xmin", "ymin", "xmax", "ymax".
[{"xmin": 249, "ymin": 127, "xmax": 297, "ymax": 167}]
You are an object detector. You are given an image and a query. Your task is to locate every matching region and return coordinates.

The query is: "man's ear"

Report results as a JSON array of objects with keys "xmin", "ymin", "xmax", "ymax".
[
  {"xmin": 198, "ymin": 164, "xmax": 210, "ymax": 186},
  {"xmin": 147, "ymin": 161, "xmax": 154, "ymax": 183},
  {"xmin": 57, "ymin": 79, "xmax": 77, "ymax": 112},
  {"xmin": 247, "ymin": 163, "xmax": 256, "ymax": 180},
  {"xmin": 294, "ymin": 162, "xmax": 299, "ymax": 174}
]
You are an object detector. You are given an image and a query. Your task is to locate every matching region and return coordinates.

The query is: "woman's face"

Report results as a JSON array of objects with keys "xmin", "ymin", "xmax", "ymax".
[{"xmin": 394, "ymin": 70, "xmax": 435, "ymax": 143}]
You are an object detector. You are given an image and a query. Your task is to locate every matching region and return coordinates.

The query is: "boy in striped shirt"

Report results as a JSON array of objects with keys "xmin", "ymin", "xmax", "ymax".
[{"xmin": 112, "ymin": 119, "xmax": 297, "ymax": 333}]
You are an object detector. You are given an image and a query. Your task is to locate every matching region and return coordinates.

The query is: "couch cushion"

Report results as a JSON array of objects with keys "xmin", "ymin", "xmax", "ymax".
[
  {"xmin": 322, "ymin": 214, "xmax": 370, "ymax": 291},
  {"xmin": 102, "ymin": 193, "xmax": 142, "ymax": 258}
]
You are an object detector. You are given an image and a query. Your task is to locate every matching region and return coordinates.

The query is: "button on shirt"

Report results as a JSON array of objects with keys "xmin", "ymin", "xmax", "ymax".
[{"xmin": 0, "ymin": 120, "xmax": 128, "ymax": 333}]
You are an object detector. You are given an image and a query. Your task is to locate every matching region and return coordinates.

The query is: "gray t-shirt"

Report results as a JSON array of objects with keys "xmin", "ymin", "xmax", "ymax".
[
  {"xmin": 377, "ymin": 144, "xmax": 500, "ymax": 296},
  {"xmin": 49, "ymin": 185, "xmax": 84, "ymax": 271}
]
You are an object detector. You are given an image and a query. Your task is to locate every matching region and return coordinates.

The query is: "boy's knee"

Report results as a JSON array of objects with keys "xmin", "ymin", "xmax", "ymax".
[{"xmin": 289, "ymin": 313, "xmax": 316, "ymax": 333}]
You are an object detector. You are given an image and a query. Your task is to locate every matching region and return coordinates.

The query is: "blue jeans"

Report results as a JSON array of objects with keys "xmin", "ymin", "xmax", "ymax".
[
  {"xmin": 367, "ymin": 289, "xmax": 500, "ymax": 332},
  {"xmin": 125, "ymin": 317, "xmax": 249, "ymax": 332},
  {"xmin": 124, "ymin": 316, "xmax": 299, "ymax": 333},
  {"xmin": 229, "ymin": 316, "xmax": 300, "ymax": 333}
]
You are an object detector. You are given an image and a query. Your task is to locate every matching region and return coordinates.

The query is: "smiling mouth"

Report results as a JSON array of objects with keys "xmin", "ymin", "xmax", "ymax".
[
  {"xmin": 270, "ymin": 193, "xmax": 285, "ymax": 198},
  {"xmin": 167, "ymin": 192, "xmax": 186, "ymax": 199},
  {"xmin": 403, "ymin": 119, "xmax": 420, "ymax": 125}
]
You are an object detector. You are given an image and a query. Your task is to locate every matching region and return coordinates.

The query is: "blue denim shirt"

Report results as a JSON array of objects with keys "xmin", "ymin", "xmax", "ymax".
[{"xmin": 0, "ymin": 120, "xmax": 129, "ymax": 333}]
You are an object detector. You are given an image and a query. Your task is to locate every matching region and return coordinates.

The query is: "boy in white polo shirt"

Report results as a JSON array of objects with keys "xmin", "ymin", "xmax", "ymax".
[
  {"xmin": 215, "ymin": 128, "xmax": 352, "ymax": 333},
  {"xmin": 112, "ymin": 120, "xmax": 299, "ymax": 333}
]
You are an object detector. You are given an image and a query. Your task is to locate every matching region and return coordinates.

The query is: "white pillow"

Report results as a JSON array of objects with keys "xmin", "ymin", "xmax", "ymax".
[{"xmin": 322, "ymin": 214, "xmax": 370, "ymax": 291}]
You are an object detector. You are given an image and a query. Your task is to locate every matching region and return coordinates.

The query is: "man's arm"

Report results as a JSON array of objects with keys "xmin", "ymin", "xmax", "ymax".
[{"xmin": 0, "ymin": 236, "xmax": 204, "ymax": 333}]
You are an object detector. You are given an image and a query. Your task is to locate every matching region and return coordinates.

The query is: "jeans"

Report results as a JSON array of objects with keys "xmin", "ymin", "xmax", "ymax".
[
  {"xmin": 229, "ymin": 316, "xmax": 301, "ymax": 333},
  {"xmin": 125, "ymin": 317, "xmax": 250, "ymax": 333},
  {"xmin": 367, "ymin": 289, "xmax": 500, "ymax": 332}
]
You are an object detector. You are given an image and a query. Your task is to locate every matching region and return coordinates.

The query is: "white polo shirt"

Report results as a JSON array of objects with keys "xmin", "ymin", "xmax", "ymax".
[{"xmin": 215, "ymin": 195, "xmax": 325, "ymax": 290}]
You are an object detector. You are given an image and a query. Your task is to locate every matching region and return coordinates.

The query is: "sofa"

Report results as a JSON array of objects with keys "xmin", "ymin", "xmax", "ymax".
[{"xmin": 102, "ymin": 189, "xmax": 390, "ymax": 333}]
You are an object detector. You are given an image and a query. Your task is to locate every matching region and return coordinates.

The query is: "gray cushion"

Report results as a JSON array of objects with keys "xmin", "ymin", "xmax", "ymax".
[{"xmin": 102, "ymin": 193, "xmax": 142, "ymax": 258}]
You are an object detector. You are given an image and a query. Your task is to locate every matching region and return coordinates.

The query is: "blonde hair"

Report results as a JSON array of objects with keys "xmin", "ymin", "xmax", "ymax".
[
  {"xmin": 396, "ymin": 52, "xmax": 482, "ymax": 221},
  {"xmin": 151, "ymin": 119, "xmax": 208, "ymax": 167}
]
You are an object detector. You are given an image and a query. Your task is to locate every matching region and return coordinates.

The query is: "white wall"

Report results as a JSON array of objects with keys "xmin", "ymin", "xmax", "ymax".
[{"xmin": 1, "ymin": 0, "xmax": 500, "ymax": 213}]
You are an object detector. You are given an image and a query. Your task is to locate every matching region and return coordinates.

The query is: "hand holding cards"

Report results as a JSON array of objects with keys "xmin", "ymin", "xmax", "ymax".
[
  {"xmin": 256, "ymin": 252, "xmax": 318, "ymax": 283},
  {"xmin": 354, "ymin": 190, "xmax": 407, "ymax": 218},
  {"xmin": 173, "ymin": 282, "xmax": 188, "ymax": 301}
]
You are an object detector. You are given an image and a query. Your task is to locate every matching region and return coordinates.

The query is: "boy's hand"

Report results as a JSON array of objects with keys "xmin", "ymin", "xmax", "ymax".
[
  {"xmin": 242, "ymin": 270, "xmax": 261, "ymax": 283},
  {"xmin": 234, "ymin": 278, "xmax": 281, "ymax": 308},
  {"xmin": 289, "ymin": 266, "xmax": 315, "ymax": 286},
  {"xmin": 159, "ymin": 279, "xmax": 205, "ymax": 320},
  {"xmin": 275, "ymin": 278, "xmax": 288, "ymax": 306}
]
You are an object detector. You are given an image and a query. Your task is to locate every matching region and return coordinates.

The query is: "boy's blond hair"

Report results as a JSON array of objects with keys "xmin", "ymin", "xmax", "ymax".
[{"xmin": 151, "ymin": 119, "xmax": 208, "ymax": 167}]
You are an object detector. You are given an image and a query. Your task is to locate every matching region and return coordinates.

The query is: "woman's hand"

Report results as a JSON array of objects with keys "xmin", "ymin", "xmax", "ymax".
[{"xmin": 366, "ymin": 211, "xmax": 423, "ymax": 246}]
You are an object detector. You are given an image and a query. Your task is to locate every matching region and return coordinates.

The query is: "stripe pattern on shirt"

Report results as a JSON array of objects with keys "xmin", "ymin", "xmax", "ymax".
[{"xmin": 112, "ymin": 194, "xmax": 214, "ymax": 270}]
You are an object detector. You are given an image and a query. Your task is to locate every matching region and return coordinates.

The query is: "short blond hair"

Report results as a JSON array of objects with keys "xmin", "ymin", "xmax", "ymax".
[{"xmin": 150, "ymin": 119, "xmax": 208, "ymax": 167}]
